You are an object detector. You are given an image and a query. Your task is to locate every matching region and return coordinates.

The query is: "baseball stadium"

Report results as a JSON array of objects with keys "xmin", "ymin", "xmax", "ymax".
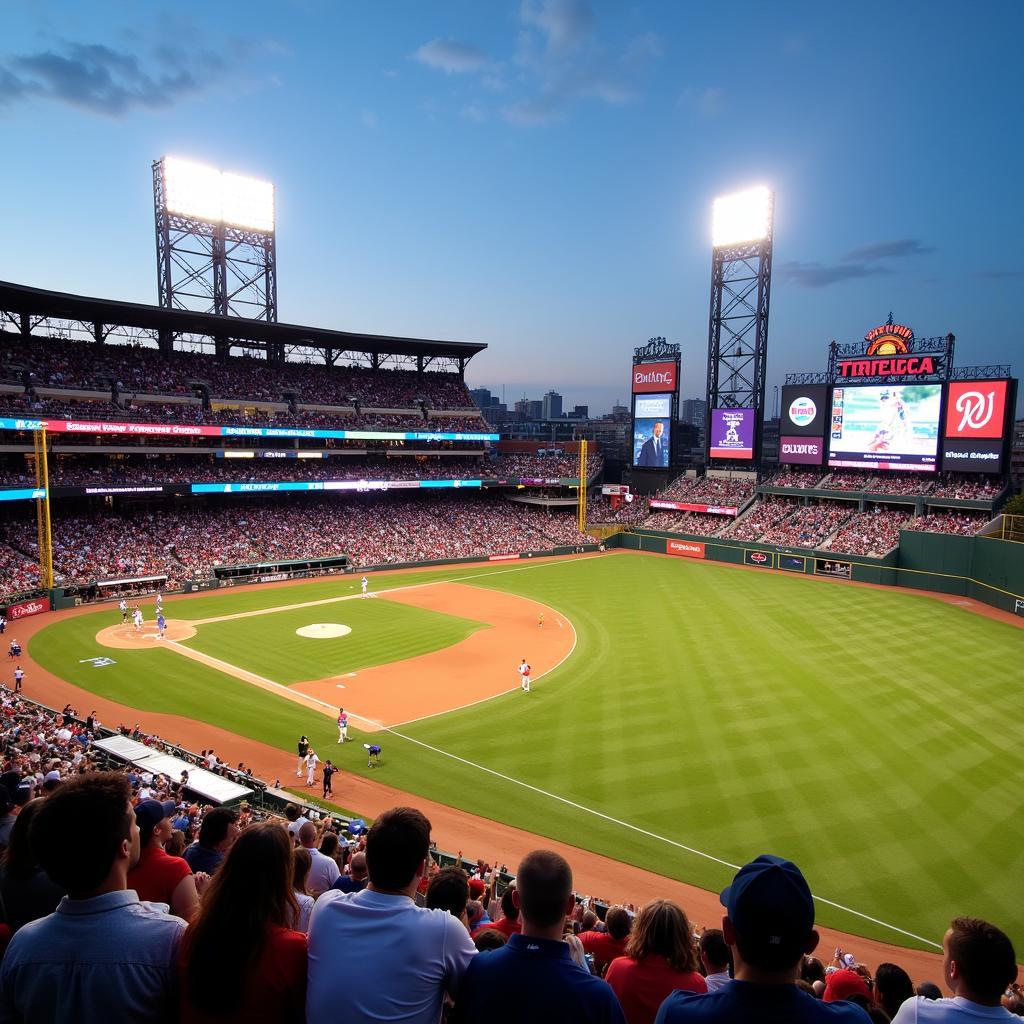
[{"xmin": 2, "ymin": 114, "xmax": 1024, "ymax": 1024}]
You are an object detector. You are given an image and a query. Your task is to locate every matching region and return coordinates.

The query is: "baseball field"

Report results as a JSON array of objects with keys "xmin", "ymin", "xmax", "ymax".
[{"xmin": 25, "ymin": 550, "xmax": 1024, "ymax": 952}]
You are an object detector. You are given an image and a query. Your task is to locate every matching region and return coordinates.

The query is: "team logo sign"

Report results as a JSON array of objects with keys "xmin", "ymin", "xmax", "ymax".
[
  {"xmin": 945, "ymin": 380, "xmax": 1008, "ymax": 439},
  {"xmin": 864, "ymin": 322, "xmax": 913, "ymax": 356},
  {"xmin": 787, "ymin": 397, "xmax": 817, "ymax": 427}
]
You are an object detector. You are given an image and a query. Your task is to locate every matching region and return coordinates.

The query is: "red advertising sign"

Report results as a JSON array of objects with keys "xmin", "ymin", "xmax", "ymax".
[
  {"xmin": 837, "ymin": 356, "xmax": 938, "ymax": 379},
  {"xmin": 47, "ymin": 419, "xmax": 218, "ymax": 437},
  {"xmin": 944, "ymin": 380, "xmax": 1008, "ymax": 439},
  {"xmin": 666, "ymin": 539, "xmax": 705, "ymax": 558},
  {"xmin": 6, "ymin": 596, "xmax": 50, "ymax": 619},
  {"xmin": 632, "ymin": 361, "xmax": 678, "ymax": 394},
  {"xmin": 650, "ymin": 500, "xmax": 737, "ymax": 516},
  {"xmin": 488, "ymin": 553, "xmax": 520, "ymax": 562}
]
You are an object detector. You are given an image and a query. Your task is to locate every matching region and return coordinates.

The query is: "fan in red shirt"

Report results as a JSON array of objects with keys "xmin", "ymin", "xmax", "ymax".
[
  {"xmin": 472, "ymin": 883, "xmax": 521, "ymax": 939},
  {"xmin": 606, "ymin": 899, "xmax": 707, "ymax": 1024},
  {"xmin": 179, "ymin": 822, "xmax": 307, "ymax": 1023},
  {"xmin": 126, "ymin": 799, "xmax": 204, "ymax": 921},
  {"xmin": 579, "ymin": 905, "xmax": 634, "ymax": 976}
]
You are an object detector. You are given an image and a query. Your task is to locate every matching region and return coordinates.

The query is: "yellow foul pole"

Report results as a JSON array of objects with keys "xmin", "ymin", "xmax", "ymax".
[{"xmin": 34, "ymin": 427, "xmax": 54, "ymax": 590}]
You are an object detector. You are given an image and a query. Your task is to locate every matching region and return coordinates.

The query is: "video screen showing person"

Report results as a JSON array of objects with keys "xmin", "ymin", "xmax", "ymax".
[
  {"xmin": 828, "ymin": 384, "xmax": 941, "ymax": 471},
  {"xmin": 632, "ymin": 394, "xmax": 672, "ymax": 468}
]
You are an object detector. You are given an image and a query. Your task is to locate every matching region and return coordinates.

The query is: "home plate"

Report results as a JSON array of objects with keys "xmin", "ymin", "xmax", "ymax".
[{"xmin": 296, "ymin": 623, "xmax": 352, "ymax": 639}]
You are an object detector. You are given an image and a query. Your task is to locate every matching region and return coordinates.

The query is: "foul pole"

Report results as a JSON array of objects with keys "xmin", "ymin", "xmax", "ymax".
[
  {"xmin": 33, "ymin": 427, "xmax": 54, "ymax": 589},
  {"xmin": 577, "ymin": 439, "xmax": 588, "ymax": 533}
]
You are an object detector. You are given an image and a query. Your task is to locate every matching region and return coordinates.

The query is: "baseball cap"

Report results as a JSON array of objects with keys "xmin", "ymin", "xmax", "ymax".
[
  {"xmin": 134, "ymin": 798, "xmax": 176, "ymax": 831},
  {"xmin": 468, "ymin": 877, "xmax": 486, "ymax": 899},
  {"xmin": 841, "ymin": 953, "xmax": 857, "ymax": 970},
  {"xmin": 720, "ymin": 854, "xmax": 815, "ymax": 960},
  {"xmin": 44, "ymin": 770, "xmax": 61, "ymax": 782},
  {"xmin": 824, "ymin": 968, "xmax": 871, "ymax": 1003}
]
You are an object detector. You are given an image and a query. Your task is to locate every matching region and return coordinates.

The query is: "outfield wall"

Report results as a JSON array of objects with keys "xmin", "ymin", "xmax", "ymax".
[{"xmin": 618, "ymin": 529, "xmax": 1024, "ymax": 616}]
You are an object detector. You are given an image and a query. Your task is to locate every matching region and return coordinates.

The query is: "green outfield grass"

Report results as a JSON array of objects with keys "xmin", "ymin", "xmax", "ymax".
[{"xmin": 29, "ymin": 553, "xmax": 1024, "ymax": 951}]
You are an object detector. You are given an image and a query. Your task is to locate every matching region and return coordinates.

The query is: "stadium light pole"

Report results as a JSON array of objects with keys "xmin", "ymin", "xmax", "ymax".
[
  {"xmin": 705, "ymin": 186, "xmax": 774, "ymax": 464},
  {"xmin": 153, "ymin": 156, "xmax": 278, "ymax": 327}
]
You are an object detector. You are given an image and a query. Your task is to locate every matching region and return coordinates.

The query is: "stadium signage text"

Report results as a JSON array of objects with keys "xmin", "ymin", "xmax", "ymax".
[
  {"xmin": 666, "ymin": 540, "xmax": 705, "ymax": 558},
  {"xmin": 6, "ymin": 597, "xmax": 51, "ymax": 619},
  {"xmin": 837, "ymin": 356, "xmax": 937, "ymax": 378},
  {"xmin": 631, "ymin": 361, "xmax": 678, "ymax": 394},
  {"xmin": 649, "ymin": 499, "xmax": 737, "ymax": 517}
]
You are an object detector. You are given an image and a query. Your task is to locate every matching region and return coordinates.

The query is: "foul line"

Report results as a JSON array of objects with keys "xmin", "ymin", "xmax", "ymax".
[{"xmin": 365, "ymin": 722, "xmax": 942, "ymax": 951}]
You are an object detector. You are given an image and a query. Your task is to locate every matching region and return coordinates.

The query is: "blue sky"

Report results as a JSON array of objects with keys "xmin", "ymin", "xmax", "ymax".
[{"xmin": 1, "ymin": 0, "xmax": 1022, "ymax": 414}]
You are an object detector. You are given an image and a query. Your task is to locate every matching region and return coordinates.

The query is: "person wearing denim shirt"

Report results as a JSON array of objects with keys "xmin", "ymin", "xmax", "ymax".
[{"xmin": 0, "ymin": 773, "xmax": 187, "ymax": 1024}]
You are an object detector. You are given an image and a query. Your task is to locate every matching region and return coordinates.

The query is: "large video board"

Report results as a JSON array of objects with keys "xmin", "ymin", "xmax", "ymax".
[
  {"xmin": 828, "ymin": 384, "xmax": 941, "ymax": 472},
  {"xmin": 709, "ymin": 408, "xmax": 754, "ymax": 460},
  {"xmin": 941, "ymin": 380, "xmax": 1011, "ymax": 473},
  {"xmin": 827, "ymin": 385, "xmax": 937, "ymax": 471},
  {"xmin": 631, "ymin": 393, "xmax": 672, "ymax": 468}
]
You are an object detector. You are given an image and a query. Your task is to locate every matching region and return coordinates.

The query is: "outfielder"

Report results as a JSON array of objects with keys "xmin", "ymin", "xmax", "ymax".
[{"xmin": 518, "ymin": 658, "xmax": 531, "ymax": 693}]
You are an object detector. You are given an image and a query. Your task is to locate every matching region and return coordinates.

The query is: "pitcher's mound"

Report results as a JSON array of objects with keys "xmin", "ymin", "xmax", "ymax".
[
  {"xmin": 296, "ymin": 623, "xmax": 352, "ymax": 639},
  {"xmin": 96, "ymin": 620, "xmax": 197, "ymax": 650}
]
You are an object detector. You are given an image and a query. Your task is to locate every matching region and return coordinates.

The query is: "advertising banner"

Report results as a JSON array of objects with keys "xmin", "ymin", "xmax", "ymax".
[
  {"xmin": 815, "ymin": 558, "xmax": 852, "ymax": 579},
  {"xmin": 0, "ymin": 417, "xmax": 499, "ymax": 443},
  {"xmin": 778, "ymin": 436, "xmax": 824, "ymax": 465},
  {"xmin": 602, "ymin": 484, "xmax": 630, "ymax": 496},
  {"xmin": 744, "ymin": 549, "xmax": 773, "ymax": 567},
  {"xmin": 666, "ymin": 539, "xmax": 705, "ymax": 558},
  {"xmin": 0, "ymin": 487, "xmax": 46, "ymax": 502},
  {"xmin": 709, "ymin": 408, "xmax": 754, "ymax": 460},
  {"xmin": 632, "ymin": 361, "xmax": 678, "ymax": 394},
  {"xmin": 828, "ymin": 384, "xmax": 941, "ymax": 471},
  {"xmin": 778, "ymin": 554, "xmax": 806, "ymax": 572},
  {"xmin": 649, "ymin": 500, "xmax": 738, "ymax": 516},
  {"xmin": 780, "ymin": 385, "xmax": 828, "ymax": 437},
  {"xmin": 632, "ymin": 394, "xmax": 672, "ymax": 468},
  {"xmin": 6, "ymin": 596, "xmax": 51, "ymax": 619},
  {"xmin": 941, "ymin": 380, "xmax": 1009, "ymax": 472}
]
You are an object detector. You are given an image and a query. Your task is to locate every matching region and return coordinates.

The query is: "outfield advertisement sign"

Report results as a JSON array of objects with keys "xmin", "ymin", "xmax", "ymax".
[
  {"xmin": 190, "ymin": 479, "xmax": 484, "ymax": 494},
  {"xmin": 666, "ymin": 540, "xmax": 705, "ymax": 558},
  {"xmin": 779, "ymin": 437, "xmax": 824, "ymax": 465},
  {"xmin": 744, "ymin": 549, "xmax": 773, "ymax": 567},
  {"xmin": 780, "ymin": 385, "xmax": 828, "ymax": 437},
  {"xmin": 778, "ymin": 554, "xmax": 806, "ymax": 572},
  {"xmin": 0, "ymin": 417, "xmax": 499, "ymax": 443},
  {"xmin": 5, "ymin": 597, "xmax": 50, "ymax": 619},
  {"xmin": 815, "ymin": 558, "xmax": 852, "ymax": 579},
  {"xmin": 649, "ymin": 499, "xmax": 738, "ymax": 516},
  {"xmin": 0, "ymin": 487, "xmax": 46, "ymax": 502}
]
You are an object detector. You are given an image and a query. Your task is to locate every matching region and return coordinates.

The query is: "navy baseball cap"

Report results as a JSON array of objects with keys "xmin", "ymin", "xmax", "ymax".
[
  {"xmin": 134, "ymin": 799, "xmax": 176, "ymax": 831},
  {"xmin": 720, "ymin": 854, "xmax": 815, "ymax": 951}
]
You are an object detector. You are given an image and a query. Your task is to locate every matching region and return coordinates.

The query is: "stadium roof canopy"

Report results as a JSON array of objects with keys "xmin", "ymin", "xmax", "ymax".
[{"xmin": 0, "ymin": 280, "xmax": 486, "ymax": 370}]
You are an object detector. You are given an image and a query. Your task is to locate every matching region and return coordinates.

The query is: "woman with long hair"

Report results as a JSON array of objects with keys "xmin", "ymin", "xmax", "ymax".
[
  {"xmin": 180, "ymin": 823, "xmax": 306, "ymax": 1023},
  {"xmin": 291, "ymin": 846, "xmax": 315, "ymax": 934},
  {"xmin": 605, "ymin": 899, "xmax": 706, "ymax": 1024}
]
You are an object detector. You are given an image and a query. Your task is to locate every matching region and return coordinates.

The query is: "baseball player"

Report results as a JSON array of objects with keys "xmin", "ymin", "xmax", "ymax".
[
  {"xmin": 155, "ymin": 592, "xmax": 163, "ymax": 614},
  {"xmin": 365, "ymin": 743, "xmax": 381, "ymax": 767},
  {"xmin": 305, "ymin": 748, "xmax": 320, "ymax": 787},
  {"xmin": 8, "ymin": 640, "xmax": 21, "ymax": 659},
  {"xmin": 132, "ymin": 607, "xmax": 144, "ymax": 633},
  {"xmin": 360, "ymin": 576, "xmax": 369, "ymax": 599},
  {"xmin": 119, "ymin": 599, "xmax": 128, "ymax": 624},
  {"xmin": 538, "ymin": 611, "xmax": 545, "ymax": 628},
  {"xmin": 296, "ymin": 735, "xmax": 309, "ymax": 776},
  {"xmin": 14, "ymin": 665, "xmax": 24, "ymax": 693},
  {"xmin": 337, "ymin": 707, "xmax": 349, "ymax": 744},
  {"xmin": 518, "ymin": 658, "xmax": 531, "ymax": 693},
  {"xmin": 156, "ymin": 611, "xmax": 167, "ymax": 639}
]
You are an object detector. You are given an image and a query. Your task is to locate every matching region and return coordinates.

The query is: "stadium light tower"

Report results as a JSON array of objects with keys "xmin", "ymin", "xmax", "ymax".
[
  {"xmin": 705, "ymin": 185, "xmax": 774, "ymax": 462},
  {"xmin": 152, "ymin": 156, "xmax": 278, "ymax": 324}
]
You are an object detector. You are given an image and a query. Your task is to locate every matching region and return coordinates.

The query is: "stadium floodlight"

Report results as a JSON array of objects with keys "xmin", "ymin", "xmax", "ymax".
[
  {"xmin": 162, "ymin": 156, "xmax": 275, "ymax": 232},
  {"xmin": 712, "ymin": 186, "xmax": 772, "ymax": 248}
]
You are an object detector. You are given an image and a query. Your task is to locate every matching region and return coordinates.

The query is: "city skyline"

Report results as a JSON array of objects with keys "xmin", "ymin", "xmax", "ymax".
[{"xmin": 1, "ymin": 2, "xmax": 1021, "ymax": 415}]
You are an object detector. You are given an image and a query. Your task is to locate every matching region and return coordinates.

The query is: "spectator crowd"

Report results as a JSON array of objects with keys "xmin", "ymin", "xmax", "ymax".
[{"xmin": 0, "ymin": 693, "xmax": 1019, "ymax": 1024}]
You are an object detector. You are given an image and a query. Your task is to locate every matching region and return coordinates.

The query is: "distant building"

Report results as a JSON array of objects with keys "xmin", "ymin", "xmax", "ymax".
[
  {"xmin": 542, "ymin": 390, "xmax": 563, "ymax": 420},
  {"xmin": 469, "ymin": 387, "xmax": 493, "ymax": 409},
  {"xmin": 528, "ymin": 399, "xmax": 544, "ymax": 420},
  {"xmin": 680, "ymin": 398, "xmax": 707, "ymax": 427},
  {"xmin": 514, "ymin": 398, "xmax": 531, "ymax": 422},
  {"xmin": 570, "ymin": 405, "xmax": 588, "ymax": 419},
  {"xmin": 610, "ymin": 403, "xmax": 630, "ymax": 422}
]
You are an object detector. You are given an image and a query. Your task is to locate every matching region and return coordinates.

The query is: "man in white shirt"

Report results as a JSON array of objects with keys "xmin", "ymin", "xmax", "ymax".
[
  {"xmin": 699, "ymin": 928, "xmax": 732, "ymax": 992},
  {"xmin": 297, "ymin": 822, "xmax": 340, "ymax": 896},
  {"xmin": 307, "ymin": 806, "xmax": 476, "ymax": 1023},
  {"xmin": 892, "ymin": 916, "xmax": 1017, "ymax": 1023}
]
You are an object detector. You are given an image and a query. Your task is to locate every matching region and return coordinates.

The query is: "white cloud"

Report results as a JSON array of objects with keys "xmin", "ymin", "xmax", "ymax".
[{"xmin": 415, "ymin": 39, "xmax": 489, "ymax": 74}]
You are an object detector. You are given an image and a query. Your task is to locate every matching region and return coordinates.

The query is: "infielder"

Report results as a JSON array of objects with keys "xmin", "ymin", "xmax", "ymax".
[
  {"xmin": 337, "ymin": 707, "xmax": 349, "ymax": 743},
  {"xmin": 119, "ymin": 599, "xmax": 128, "ymax": 623},
  {"xmin": 132, "ymin": 607, "xmax": 144, "ymax": 633},
  {"xmin": 155, "ymin": 592, "xmax": 163, "ymax": 613},
  {"xmin": 305, "ymin": 748, "xmax": 320, "ymax": 787},
  {"xmin": 518, "ymin": 658, "xmax": 531, "ymax": 693},
  {"xmin": 156, "ymin": 612, "xmax": 167, "ymax": 639},
  {"xmin": 360, "ymin": 576, "xmax": 369, "ymax": 599}
]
